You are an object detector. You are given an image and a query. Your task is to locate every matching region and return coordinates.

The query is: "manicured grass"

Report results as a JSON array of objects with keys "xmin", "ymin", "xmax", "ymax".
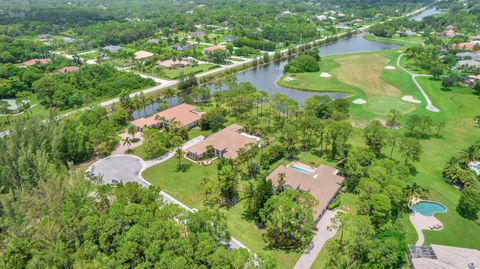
[
  {"xmin": 278, "ymin": 49, "xmax": 423, "ymax": 121},
  {"xmin": 128, "ymin": 144, "xmax": 149, "ymax": 160},
  {"xmin": 405, "ymin": 77, "xmax": 480, "ymax": 249},
  {"xmin": 364, "ymin": 33, "xmax": 425, "ymax": 46},
  {"xmin": 142, "ymin": 158, "xmax": 214, "ymax": 209},
  {"xmin": 160, "ymin": 64, "xmax": 218, "ymax": 80}
]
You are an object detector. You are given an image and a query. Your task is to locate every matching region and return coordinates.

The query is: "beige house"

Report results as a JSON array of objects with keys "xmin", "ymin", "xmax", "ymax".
[
  {"xmin": 185, "ymin": 124, "xmax": 260, "ymax": 160},
  {"xmin": 156, "ymin": 59, "xmax": 191, "ymax": 69},
  {"xmin": 131, "ymin": 103, "xmax": 201, "ymax": 131},
  {"xmin": 23, "ymin": 59, "xmax": 49, "ymax": 67},
  {"xmin": 267, "ymin": 161, "xmax": 345, "ymax": 222},
  {"xmin": 134, "ymin": 50, "xmax": 154, "ymax": 61},
  {"xmin": 203, "ymin": 45, "xmax": 227, "ymax": 54},
  {"xmin": 57, "ymin": 66, "xmax": 80, "ymax": 74}
]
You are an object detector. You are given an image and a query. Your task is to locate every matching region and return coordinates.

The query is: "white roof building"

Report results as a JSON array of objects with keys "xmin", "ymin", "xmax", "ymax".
[{"xmin": 409, "ymin": 245, "xmax": 480, "ymax": 269}]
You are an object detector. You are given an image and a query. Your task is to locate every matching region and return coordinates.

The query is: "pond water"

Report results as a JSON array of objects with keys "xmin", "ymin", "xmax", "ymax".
[
  {"xmin": 410, "ymin": 7, "xmax": 445, "ymax": 21},
  {"xmin": 133, "ymin": 33, "xmax": 401, "ymax": 118}
]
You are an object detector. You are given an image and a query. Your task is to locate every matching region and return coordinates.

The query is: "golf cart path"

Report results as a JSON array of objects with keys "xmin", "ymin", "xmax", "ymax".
[{"xmin": 396, "ymin": 54, "xmax": 440, "ymax": 112}]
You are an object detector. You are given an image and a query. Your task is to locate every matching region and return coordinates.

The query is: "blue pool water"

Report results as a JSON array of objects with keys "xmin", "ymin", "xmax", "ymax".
[
  {"xmin": 411, "ymin": 201, "xmax": 446, "ymax": 217},
  {"xmin": 472, "ymin": 164, "xmax": 480, "ymax": 175},
  {"xmin": 289, "ymin": 165, "xmax": 312, "ymax": 174}
]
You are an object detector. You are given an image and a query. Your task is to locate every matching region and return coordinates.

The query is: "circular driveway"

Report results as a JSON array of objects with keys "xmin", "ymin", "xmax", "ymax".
[{"xmin": 89, "ymin": 155, "xmax": 148, "ymax": 187}]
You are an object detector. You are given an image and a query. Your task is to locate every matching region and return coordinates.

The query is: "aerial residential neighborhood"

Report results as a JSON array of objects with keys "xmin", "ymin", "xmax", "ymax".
[{"xmin": 0, "ymin": 0, "xmax": 479, "ymax": 268}]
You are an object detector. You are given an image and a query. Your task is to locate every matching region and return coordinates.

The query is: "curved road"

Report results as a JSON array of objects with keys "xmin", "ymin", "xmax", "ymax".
[{"xmin": 396, "ymin": 54, "xmax": 440, "ymax": 112}]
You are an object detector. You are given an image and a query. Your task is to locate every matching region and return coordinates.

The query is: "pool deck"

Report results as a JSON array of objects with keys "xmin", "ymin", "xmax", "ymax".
[{"xmin": 410, "ymin": 212, "xmax": 443, "ymax": 246}]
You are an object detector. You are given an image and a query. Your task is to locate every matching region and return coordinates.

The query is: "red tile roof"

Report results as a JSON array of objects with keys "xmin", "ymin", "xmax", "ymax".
[
  {"xmin": 204, "ymin": 45, "xmax": 226, "ymax": 51},
  {"xmin": 57, "ymin": 66, "xmax": 80, "ymax": 74},
  {"xmin": 185, "ymin": 124, "xmax": 258, "ymax": 159},
  {"xmin": 131, "ymin": 103, "xmax": 201, "ymax": 129},
  {"xmin": 267, "ymin": 162, "xmax": 345, "ymax": 220},
  {"xmin": 155, "ymin": 103, "xmax": 201, "ymax": 127},
  {"xmin": 23, "ymin": 59, "xmax": 49, "ymax": 66}
]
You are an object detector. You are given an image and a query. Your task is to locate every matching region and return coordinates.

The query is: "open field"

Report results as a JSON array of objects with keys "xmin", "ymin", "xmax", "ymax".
[{"xmin": 160, "ymin": 64, "xmax": 218, "ymax": 79}]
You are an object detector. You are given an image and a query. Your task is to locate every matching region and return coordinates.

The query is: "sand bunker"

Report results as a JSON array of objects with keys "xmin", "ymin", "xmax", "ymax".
[
  {"xmin": 320, "ymin": 72, "xmax": 332, "ymax": 78},
  {"xmin": 402, "ymin": 95, "xmax": 421, "ymax": 104},
  {"xmin": 284, "ymin": 76, "xmax": 297, "ymax": 81},
  {"xmin": 353, "ymin": 98, "xmax": 367, "ymax": 105},
  {"xmin": 384, "ymin": 65, "xmax": 396, "ymax": 70}
]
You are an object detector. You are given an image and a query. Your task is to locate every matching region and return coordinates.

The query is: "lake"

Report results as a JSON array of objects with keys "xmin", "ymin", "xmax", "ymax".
[
  {"xmin": 410, "ymin": 7, "xmax": 445, "ymax": 21},
  {"xmin": 133, "ymin": 33, "xmax": 401, "ymax": 118}
]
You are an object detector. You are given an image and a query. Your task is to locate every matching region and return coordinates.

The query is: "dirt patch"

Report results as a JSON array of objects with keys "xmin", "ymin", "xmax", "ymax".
[{"xmin": 332, "ymin": 54, "xmax": 402, "ymax": 97}]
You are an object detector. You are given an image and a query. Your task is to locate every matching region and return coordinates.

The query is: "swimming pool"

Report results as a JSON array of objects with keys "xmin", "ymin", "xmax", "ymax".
[
  {"xmin": 411, "ymin": 201, "xmax": 446, "ymax": 217},
  {"xmin": 471, "ymin": 164, "xmax": 480, "ymax": 175},
  {"xmin": 288, "ymin": 165, "xmax": 312, "ymax": 174}
]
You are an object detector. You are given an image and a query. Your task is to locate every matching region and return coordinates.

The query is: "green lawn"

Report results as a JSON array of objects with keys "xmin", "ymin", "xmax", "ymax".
[
  {"xmin": 160, "ymin": 64, "xmax": 218, "ymax": 80},
  {"xmin": 128, "ymin": 144, "xmax": 149, "ymax": 160},
  {"xmin": 364, "ymin": 33, "xmax": 425, "ymax": 46},
  {"xmin": 406, "ymin": 77, "xmax": 480, "ymax": 249},
  {"xmin": 142, "ymin": 158, "xmax": 214, "ymax": 209}
]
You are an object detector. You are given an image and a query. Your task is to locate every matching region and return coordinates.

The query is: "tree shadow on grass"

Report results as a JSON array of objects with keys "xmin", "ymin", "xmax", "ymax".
[{"xmin": 175, "ymin": 163, "xmax": 192, "ymax": 172}]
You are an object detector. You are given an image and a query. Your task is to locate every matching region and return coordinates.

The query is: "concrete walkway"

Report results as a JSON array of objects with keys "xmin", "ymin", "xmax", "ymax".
[
  {"xmin": 409, "ymin": 212, "xmax": 443, "ymax": 246},
  {"xmin": 293, "ymin": 210, "xmax": 338, "ymax": 269},
  {"xmin": 396, "ymin": 54, "xmax": 440, "ymax": 112},
  {"xmin": 144, "ymin": 135, "xmax": 205, "ymax": 168},
  {"xmin": 112, "ymin": 132, "xmax": 144, "ymax": 155}
]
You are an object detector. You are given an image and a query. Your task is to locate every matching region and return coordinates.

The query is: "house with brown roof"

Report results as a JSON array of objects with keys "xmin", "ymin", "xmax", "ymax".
[
  {"xmin": 472, "ymin": 35, "xmax": 480, "ymax": 41},
  {"xmin": 37, "ymin": 34, "xmax": 51, "ymax": 41},
  {"xmin": 23, "ymin": 59, "xmax": 49, "ymax": 67},
  {"xmin": 134, "ymin": 50, "xmax": 154, "ymax": 61},
  {"xmin": 442, "ymin": 30, "xmax": 457, "ymax": 38},
  {"xmin": 351, "ymin": 18, "xmax": 363, "ymax": 25},
  {"xmin": 203, "ymin": 45, "xmax": 227, "ymax": 54},
  {"xmin": 267, "ymin": 161, "xmax": 345, "ymax": 221},
  {"xmin": 172, "ymin": 42, "xmax": 195, "ymax": 51},
  {"xmin": 185, "ymin": 124, "xmax": 260, "ymax": 160},
  {"xmin": 57, "ymin": 66, "xmax": 80, "ymax": 74},
  {"xmin": 188, "ymin": 31, "xmax": 206, "ymax": 38},
  {"xmin": 156, "ymin": 59, "xmax": 191, "ymax": 69},
  {"xmin": 452, "ymin": 41, "xmax": 480, "ymax": 52},
  {"xmin": 131, "ymin": 103, "xmax": 202, "ymax": 131}
]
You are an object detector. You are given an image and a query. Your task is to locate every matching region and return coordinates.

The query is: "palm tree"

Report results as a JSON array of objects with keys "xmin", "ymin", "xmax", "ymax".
[
  {"xmin": 127, "ymin": 125, "xmax": 137, "ymax": 139},
  {"xmin": 175, "ymin": 148, "xmax": 184, "ymax": 170},
  {"xmin": 330, "ymin": 256, "xmax": 359, "ymax": 269},
  {"xmin": 460, "ymin": 145, "xmax": 480, "ymax": 166},
  {"xmin": 404, "ymin": 183, "xmax": 429, "ymax": 206},
  {"xmin": 242, "ymin": 182, "xmax": 257, "ymax": 216},
  {"xmin": 122, "ymin": 137, "xmax": 132, "ymax": 150}
]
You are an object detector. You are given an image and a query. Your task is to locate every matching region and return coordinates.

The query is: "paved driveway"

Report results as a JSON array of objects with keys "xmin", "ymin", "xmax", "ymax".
[
  {"xmin": 89, "ymin": 155, "xmax": 147, "ymax": 187},
  {"xmin": 293, "ymin": 210, "xmax": 338, "ymax": 269}
]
